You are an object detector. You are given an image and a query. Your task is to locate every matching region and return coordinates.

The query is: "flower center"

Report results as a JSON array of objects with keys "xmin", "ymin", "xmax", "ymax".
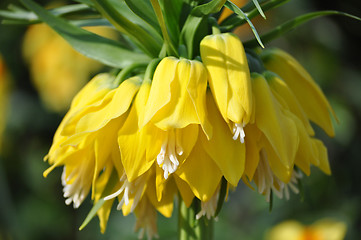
[
  {"xmin": 196, "ymin": 186, "xmax": 220, "ymax": 220},
  {"xmin": 62, "ymin": 165, "xmax": 91, "ymax": 209},
  {"xmin": 255, "ymin": 149, "xmax": 302, "ymax": 202},
  {"xmin": 232, "ymin": 123, "xmax": 245, "ymax": 143},
  {"xmin": 104, "ymin": 173, "xmax": 145, "ymax": 213},
  {"xmin": 157, "ymin": 130, "xmax": 183, "ymax": 179}
]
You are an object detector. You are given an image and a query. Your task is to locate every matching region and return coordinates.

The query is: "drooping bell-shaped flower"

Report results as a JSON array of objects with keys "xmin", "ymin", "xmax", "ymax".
[
  {"xmin": 141, "ymin": 57, "xmax": 212, "ymax": 180},
  {"xmin": 44, "ymin": 73, "xmax": 143, "ymax": 232},
  {"xmin": 243, "ymin": 72, "xmax": 332, "ymax": 201},
  {"xmin": 260, "ymin": 48, "xmax": 337, "ymax": 137},
  {"xmin": 200, "ymin": 33, "xmax": 253, "ymax": 143}
]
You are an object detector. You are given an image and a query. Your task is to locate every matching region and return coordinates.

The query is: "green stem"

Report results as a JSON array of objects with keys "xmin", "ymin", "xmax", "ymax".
[
  {"xmin": 178, "ymin": 197, "xmax": 214, "ymax": 240},
  {"xmin": 150, "ymin": 0, "xmax": 178, "ymax": 57},
  {"xmin": 114, "ymin": 62, "xmax": 147, "ymax": 85}
]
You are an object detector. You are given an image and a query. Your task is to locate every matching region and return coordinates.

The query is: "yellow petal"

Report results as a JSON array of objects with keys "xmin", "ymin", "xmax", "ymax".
[
  {"xmin": 201, "ymin": 91, "xmax": 245, "ymax": 186},
  {"xmin": 312, "ymin": 139, "xmax": 331, "ymax": 175},
  {"xmin": 252, "ymin": 73, "xmax": 299, "ymax": 170},
  {"xmin": 177, "ymin": 135, "xmax": 222, "ymax": 202},
  {"xmin": 143, "ymin": 57, "xmax": 211, "ymax": 138},
  {"xmin": 93, "ymin": 119, "xmax": 121, "ymax": 197},
  {"xmin": 244, "ymin": 124, "xmax": 262, "ymax": 181},
  {"xmin": 71, "ymin": 73, "xmax": 116, "ymax": 109},
  {"xmin": 288, "ymin": 113, "xmax": 317, "ymax": 176},
  {"xmin": 93, "ymin": 164, "xmax": 116, "ymax": 233},
  {"xmin": 200, "ymin": 33, "xmax": 253, "ymax": 125},
  {"xmin": 146, "ymin": 172, "xmax": 175, "ymax": 218},
  {"xmin": 261, "ymin": 48, "xmax": 337, "ymax": 136},
  {"xmin": 118, "ymin": 80, "xmax": 154, "ymax": 182},
  {"xmin": 266, "ymin": 72, "xmax": 315, "ymax": 136},
  {"xmin": 174, "ymin": 175, "xmax": 195, "ymax": 208},
  {"xmin": 73, "ymin": 76, "xmax": 142, "ymax": 134},
  {"xmin": 261, "ymin": 134, "xmax": 293, "ymax": 183}
]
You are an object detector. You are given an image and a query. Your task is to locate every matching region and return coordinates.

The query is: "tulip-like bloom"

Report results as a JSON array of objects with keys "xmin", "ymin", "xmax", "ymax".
[
  {"xmin": 266, "ymin": 219, "xmax": 347, "ymax": 240},
  {"xmin": 260, "ymin": 48, "xmax": 337, "ymax": 137},
  {"xmin": 200, "ymin": 33, "xmax": 253, "ymax": 143},
  {"xmin": 141, "ymin": 57, "xmax": 212, "ymax": 179},
  {"xmin": 45, "ymin": 73, "xmax": 144, "ymax": 232},
  {"xmin": 243, "ymin": 72, "xmax": 333, "ymax": 201},
  {"xmin": 114, "ymin": 57, "xmax": 246, "ymax": 222}
]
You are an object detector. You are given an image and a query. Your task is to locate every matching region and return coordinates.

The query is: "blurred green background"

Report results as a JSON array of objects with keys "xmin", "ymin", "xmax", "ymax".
[{"xmin": 0, "ymin": 0, "xmax": 360, "ymax": 239}]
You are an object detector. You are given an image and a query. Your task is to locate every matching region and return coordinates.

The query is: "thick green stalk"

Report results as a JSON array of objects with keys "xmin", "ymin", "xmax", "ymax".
[{"xmin": 178, "ymin": 198, "xmax": 214, "ymax": 240}]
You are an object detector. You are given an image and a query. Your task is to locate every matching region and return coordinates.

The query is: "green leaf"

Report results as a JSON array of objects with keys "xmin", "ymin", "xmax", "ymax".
[
  {"xmin": 72, "ymin": 0, "xmax": 94, "ymax": 6},
  {"xmin": 191, "ymin": 0, "xmax": 227, "ymax": 17},
  {"xmin": 91, "ymin": 0, "xmax": 162, "ymax": 57},
  {"xmin": 124, "ymin": 0, "xmax": 160, "ymax": 31},
  {"xmin": 180, "ymin": 0, "xmax": 227, "ymax": 58},
  {"xmin": 241, "ymin": 0, "xmax": 268, "ymax": 12},
  {"xmin": 244, "ymin": 10, "xmax": 361, "ymax": 48},
  {"xmin": 220, "ymin": 0, "xmax": 289, "ymax": 29},
  {"xmin": 224, "ymin": 0, "xmax": 264, "ymax": 48},
  {"xmin": 150, "ymin": 0, "xmax": 178, "ymax": 56},
  {"xmin": 79, "ymin": 169, "xmax": 119, "ymax": 231},
  {"xmin": 180, "ymin": 14, "xmax": 208, "ymax": 59},
  {"xmin": 69, "ymin": 18, "xmax": 112, "ymax": 28},
  {"xmin": 20, "ymin": 0, "xmax": 150, "ymax": 68},
  {"xmin": 0, "ymin": 3, "xmax": 95, "ymax": 24},
  {"xmin": 159, "ymin": 0, "xmax": 184, "ymax": 46},
  {"xmin": 252, "ymin": 0, "xmax": 266, "ymax": 19}
]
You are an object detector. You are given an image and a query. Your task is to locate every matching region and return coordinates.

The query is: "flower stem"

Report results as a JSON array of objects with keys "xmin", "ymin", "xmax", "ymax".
[{"xmin": 178, "ymin": 197, "xmax": 214, "ymax": 240}]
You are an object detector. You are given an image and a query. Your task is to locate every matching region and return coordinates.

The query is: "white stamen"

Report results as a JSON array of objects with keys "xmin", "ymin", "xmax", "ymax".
[
  {"xmin": 232, "ymin": 123, "xmax": 246, "ymax": 143},
  {"xmin": 156, "ymin": 130, "xmax": 182, "ymax": 179},
  {"xmin": 196, "ymin": 186, "xmax": 220, "ymax": 220},
  {"xmin": 104, "ymin": 173, "xmax": 146, "ymax": 214},
  {"xmin": 254, "ymin": 150, "xmax": 302, "ymax": 202},
  {"xmin": 61, "ymin": 166, "xmax": 90, "ymax": 209}
]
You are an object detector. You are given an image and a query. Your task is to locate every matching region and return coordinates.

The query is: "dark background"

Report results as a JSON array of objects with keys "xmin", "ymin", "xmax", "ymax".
[{"xmin": 0, "ymin": 0, "xmax": 360, "ymax": 239}]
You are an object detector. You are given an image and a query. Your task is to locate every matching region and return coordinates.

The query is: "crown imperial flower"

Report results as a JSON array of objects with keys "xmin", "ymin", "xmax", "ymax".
[{"xmin": 200, "ymin": 33, "xmax": 253, "ymax": 143}]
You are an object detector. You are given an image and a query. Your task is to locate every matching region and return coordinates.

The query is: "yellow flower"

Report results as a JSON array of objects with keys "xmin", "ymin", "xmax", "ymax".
[
  {"xmin": 141, "ymin": 57, "xmax": 212, "ymax": 179},
  {"xmin": 243, "ymin": 72, "xmax": 332, "ymax": 201},
  {"xmin": 0, "ymin": 54, "xmax": 11, "ymax": 154},
  {"xmin": 23, "ymin": 24, "xmax": 118, "ymax": 112},
  {"xmin": 260, "ymin": 48, "xmax": 337, "ymax": 137},
  {"xmin": 45, "ymin": 73, "xmax": 142, "ymax": 232},
  {"xmin": 265, "ymin": 219, "xmax": 347, "ymax": 240},
  {"xmin": 200, "ymin": 33, "xmax": 253, "ymax": 143}
]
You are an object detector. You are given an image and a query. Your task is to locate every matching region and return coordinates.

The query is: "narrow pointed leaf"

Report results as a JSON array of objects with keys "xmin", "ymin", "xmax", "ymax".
[
  {"xmin": 252, "ymin": 0, "xmax": 266, "ymax": 19},
  {"xmin": 220, "ymin": 0, "xmax": 289, "ymax": 30},
  {"xmin": 245, "ymin": 10, "xmax": 361, "ymax": 48},
  {"xmin": 224, "ymin": 0, "xmax": 264, "ymax": 48},
  {"xmin": 125, "ymin": 0, "xmax": 160, "ymax": 31},
  {"xmin": 20, "ymin": 0, "xmax": 150, "ymax": 68},
  {"xmin": 159, "ymin": 0, "xmax": 183, "ymax": 46},
  {"xmin": 92, "ymin": 0, "xmax": 162, "ymax": 57}
]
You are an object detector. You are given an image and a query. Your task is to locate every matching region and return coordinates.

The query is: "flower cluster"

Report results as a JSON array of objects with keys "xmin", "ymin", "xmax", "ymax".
[{"xmin": 45, "ymin": 32, "xmax": 336, "ymax": 238}]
